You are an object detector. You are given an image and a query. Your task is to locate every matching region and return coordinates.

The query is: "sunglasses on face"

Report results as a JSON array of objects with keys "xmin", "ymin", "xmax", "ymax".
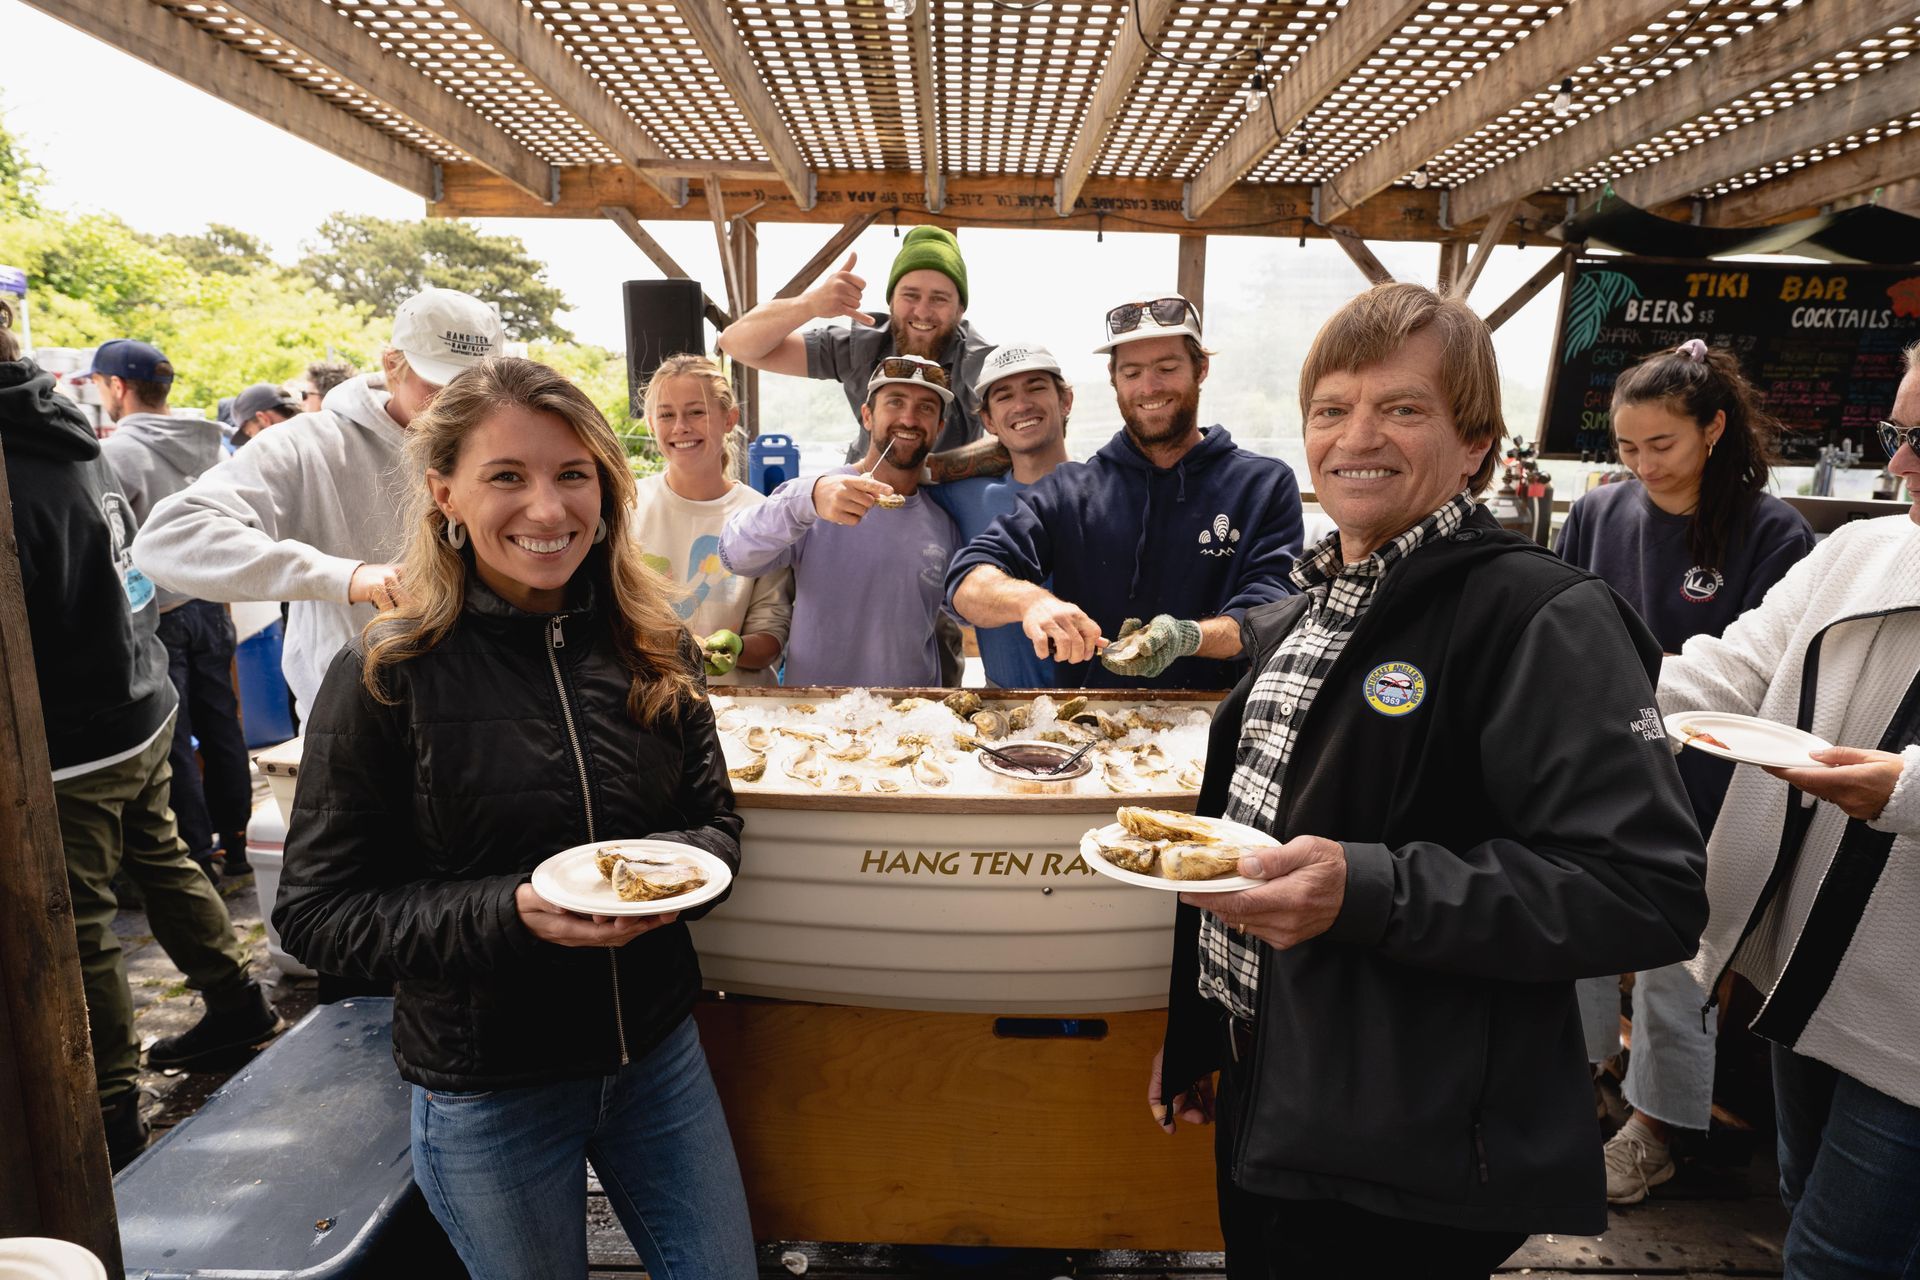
[
  {"xmin": 875, "ymin": 356, "xmax": 951, "ymax": 390},
  {"xmin": 1878, "ymin": 420, "xmax": 1920, "ymax": 459},
  {"xmin": 1105, "ymin": 297, "xmax": 1199, "ymax": 337}
]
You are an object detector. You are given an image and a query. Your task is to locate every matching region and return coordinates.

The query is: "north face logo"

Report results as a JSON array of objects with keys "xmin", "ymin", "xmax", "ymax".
[{"xmin": 1198, "ymin": 513, "xmax": 1241, "ymax": 557}]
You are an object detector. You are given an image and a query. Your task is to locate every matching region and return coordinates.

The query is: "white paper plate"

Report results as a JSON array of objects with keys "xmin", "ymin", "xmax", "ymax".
[
  {"xmin": 0, "ymin": 1238, "xmax": 108, "ymax": 1280},
  {"xmin": 1078, "ymin": 814, "xmax": 1274, "ymax": 893},
  {"xmin": 530, "ymin": 839, "xmax": 732, "ymax": 917},
  {"xmin": 1663, "ymin": 710, "xmax": 1832, "ymax": 770}
]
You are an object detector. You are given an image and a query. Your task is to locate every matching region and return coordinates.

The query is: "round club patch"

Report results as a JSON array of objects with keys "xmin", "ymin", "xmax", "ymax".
[{"xmin": 1363, "ymin": 661, "xmax": 1427, "ymax": 717}]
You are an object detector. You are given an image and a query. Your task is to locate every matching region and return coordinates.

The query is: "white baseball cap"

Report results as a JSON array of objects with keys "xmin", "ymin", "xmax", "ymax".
[
  {"xmin": 390, "ymin": 287, "xmax": 507, "ymax": 385},
  {"xmin": 1092, "ymin": 292, "xmax": 1203, "ymax": 354},
  {"xmin": 973, "ymin": 343, "xmax": 1064, "ymax": 399}
]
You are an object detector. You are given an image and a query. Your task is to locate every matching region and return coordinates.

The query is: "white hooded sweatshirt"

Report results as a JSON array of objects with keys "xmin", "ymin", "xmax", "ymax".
[{"xmin": 132, "ymin": 375, "xmax": 410, "ymax": 718}]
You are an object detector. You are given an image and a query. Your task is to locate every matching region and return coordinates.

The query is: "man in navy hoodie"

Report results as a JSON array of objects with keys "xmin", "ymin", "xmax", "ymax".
[{"xmin": 946, "ymin": 293, "xmax": 1302, "ymax": 689}]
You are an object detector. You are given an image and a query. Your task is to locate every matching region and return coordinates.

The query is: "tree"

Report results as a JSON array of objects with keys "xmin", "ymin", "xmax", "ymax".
[
  {"xmin": 157, "ymin": 224, "xmax": 273, "ymax": 277},
  {"xmin": 297, "ymin": 213, "xmax": 572, "ymax": 341},
  {"xmin": 0, "ymin": 110, "xmax": 43, "ymax": 216}
]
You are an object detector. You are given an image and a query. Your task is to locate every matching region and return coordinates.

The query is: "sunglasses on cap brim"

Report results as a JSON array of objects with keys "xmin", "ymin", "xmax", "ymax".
[
  {"xmin": 874, "ymin": 356, "xmax": 952, "ymax": 390},
  {"xmin": 1106, "ymin": 297, "xmax": 1199, "ymax": 337}
]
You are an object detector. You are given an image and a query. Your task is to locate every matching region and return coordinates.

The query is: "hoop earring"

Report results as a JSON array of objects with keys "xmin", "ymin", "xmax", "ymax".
[
  {"xmin": 445, "ymin": 519, "xmax": 467, "ymax": 549},
  {"xmin": 593, "ymin": 516, "xmax": 608, "ymax": 544}
]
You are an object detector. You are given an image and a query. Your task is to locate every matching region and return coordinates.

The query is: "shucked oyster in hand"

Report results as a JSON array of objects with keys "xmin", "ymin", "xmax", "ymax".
[{"xmin": 611, "ymin": 856, "xmax": 708, "ymax": 902}]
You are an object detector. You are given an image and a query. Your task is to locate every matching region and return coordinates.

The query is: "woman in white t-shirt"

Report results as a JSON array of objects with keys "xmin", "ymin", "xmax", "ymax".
[{"xmin": 632, "ymin": 354, "xmax": 793, "ymax": 685}]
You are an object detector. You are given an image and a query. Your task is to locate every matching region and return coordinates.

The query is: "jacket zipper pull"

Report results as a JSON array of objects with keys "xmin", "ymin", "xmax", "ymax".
[
  {"xmin": 549, "ymin": 616, "xmax": 565, "ymax": 649},
  {"xmin": 1472, "ymin": 1115, "xmax": 1490, "ymax": 1184}
]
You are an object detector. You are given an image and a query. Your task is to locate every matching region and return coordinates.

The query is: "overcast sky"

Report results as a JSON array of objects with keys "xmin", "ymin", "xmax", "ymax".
[{"xmin": 1, "ymin": 0, "xmax": 1575, "ymax": 475}]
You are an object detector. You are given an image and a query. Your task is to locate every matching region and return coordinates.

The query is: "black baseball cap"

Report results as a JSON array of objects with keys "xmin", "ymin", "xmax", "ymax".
[
  {"xmin": 87, "ymin": 339, "xmax": 174, "ymax": 384},
  {"xmin": 233, "ymin": 382, "xmax": 301, "ymax": 422}
]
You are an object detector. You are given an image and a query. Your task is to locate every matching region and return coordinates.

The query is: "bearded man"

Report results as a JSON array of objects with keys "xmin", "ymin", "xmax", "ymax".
[
  {"xmin": 947, "ymin": 293, "xmax": 1303, "ymax": 689},
  {"xmin": 717, "ymin": 226, "xmax": 991, "ymax": 462}
]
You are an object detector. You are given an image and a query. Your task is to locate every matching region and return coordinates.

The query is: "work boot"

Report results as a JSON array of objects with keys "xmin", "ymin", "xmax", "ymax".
[
  {"xmin": 145, "ymin": 983, "xmax": 285, "ymax": 1069},
  {"xmin": 218, "ymin": 830, "xmax": 252, "ymax": 877},
  {"xmin": 1603, "ymin": 1113, "xmax": 1676, "ymax": 1205},
  {"xmin": 101, "ymin": 1092, "xmax": 149, "ymax": 1171}
]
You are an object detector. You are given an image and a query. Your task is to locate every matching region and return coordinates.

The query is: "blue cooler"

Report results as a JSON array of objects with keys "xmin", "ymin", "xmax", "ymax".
[
  {"xmin": 236, "ymin": 618, "xmax": 297, "ymax": 748},
  {"xmin": 748, "ymin": 433, "xmax": 801, "ymax": 495}
]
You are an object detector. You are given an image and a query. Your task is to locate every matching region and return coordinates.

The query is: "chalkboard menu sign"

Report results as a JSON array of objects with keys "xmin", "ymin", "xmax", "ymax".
[{"xmin": 1539, "ymin": 255, "xmax": 1920, "ymax": 462}]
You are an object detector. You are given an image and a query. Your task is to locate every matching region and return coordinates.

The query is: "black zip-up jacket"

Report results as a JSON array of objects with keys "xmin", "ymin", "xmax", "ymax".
[
  {"xmin": 273, "ymin": 569, "xmax": 742, "ymax": 1091},
  {"xmin": 0, "ymin": 359, "xmax": 175, "ymax": 774},
  {"xmin": 1160, "ymin": 510, "xmax": 1708, "ymax": 1235}
]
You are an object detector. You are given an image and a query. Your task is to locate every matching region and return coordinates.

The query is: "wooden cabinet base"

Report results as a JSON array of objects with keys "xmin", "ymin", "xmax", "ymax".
[{"xmin": 693, "ymin": 1000, "xmax": 1224, "ymax": 1251}]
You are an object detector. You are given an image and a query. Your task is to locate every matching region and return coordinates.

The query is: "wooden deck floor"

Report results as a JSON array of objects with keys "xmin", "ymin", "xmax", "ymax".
[{"xmin": 119, "ymin": 789, "xmax": 1787, "ymax": 1279}]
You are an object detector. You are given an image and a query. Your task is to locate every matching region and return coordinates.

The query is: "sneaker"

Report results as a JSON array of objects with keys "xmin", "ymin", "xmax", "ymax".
[
  {"xmin": 1603, "ymin": 1121, "xmax": 1675, "ymax": 1205},
  {"xmin": 101, "ymin": 1092, "xmax": 149, "ymax": 1171},
  {"xmin": 145, "ymin": 984, "xmax": 285, "ymax": 1069}
]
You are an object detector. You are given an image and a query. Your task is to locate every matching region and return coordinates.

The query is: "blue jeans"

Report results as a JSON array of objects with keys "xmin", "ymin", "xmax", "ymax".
[
  {"xmin": 1773, "ymin": 1044, "xmax": 1920, "ymax": 1279},
  {"xmin": 411, "ymin": 1016, "xmax": 755, "ymax": 1279}
]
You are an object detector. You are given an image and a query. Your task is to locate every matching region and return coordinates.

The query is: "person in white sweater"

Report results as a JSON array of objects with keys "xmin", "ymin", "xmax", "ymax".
[
  {"xmin": 630, "ymin": 354, "xmax": 792, "ymax": 685},
  {"xmin": 132, "ymin": 288, "xmax": 506, "ymax": 718},
  {"xmin": 1657, "ymin": 342, "xmax": 1920, "ymax": 1277}
]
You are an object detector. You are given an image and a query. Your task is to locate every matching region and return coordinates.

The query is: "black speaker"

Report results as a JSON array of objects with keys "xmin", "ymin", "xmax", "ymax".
[{"xmin": 622, "ymin": 279, "xmax": 707, "ymax": 414}]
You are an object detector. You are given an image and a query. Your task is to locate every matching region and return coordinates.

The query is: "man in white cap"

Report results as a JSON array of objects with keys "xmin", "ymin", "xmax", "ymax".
[
  {"xmin": 948, "ymin": 294, "xmax": 1304, "ymax": 689},
  {"xmin": 719, "ymin": 355, "xmax": 960, "ymax": 685},
  {"xmin": 134, "ymin": 286, "xmax": 506, "ymax": 722},
  {"xmin": 922, "ymin": 342, "xmax": 1075, "ymax": 687}
]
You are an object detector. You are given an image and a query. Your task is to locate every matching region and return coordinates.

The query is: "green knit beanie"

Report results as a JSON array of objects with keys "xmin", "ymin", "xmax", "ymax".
[{"xmin": 887, "ymin": 226, "xmax": 968, "ymax": 308}]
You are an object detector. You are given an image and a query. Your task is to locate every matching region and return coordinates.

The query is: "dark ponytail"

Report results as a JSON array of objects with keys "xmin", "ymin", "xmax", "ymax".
[{"xmin": 1612, "ymin": 342, "xmax": 1778, "ymax": 571}]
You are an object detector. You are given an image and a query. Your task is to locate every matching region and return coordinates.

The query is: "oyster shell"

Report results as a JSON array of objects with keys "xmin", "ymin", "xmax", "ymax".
[
  {"xmin": 969, "ymin": 709, "xmax": 1009, "ymax": 740},
  {"xmin": 874, "ymin": 493, "xmax": 907, "ymax": 510},
  {"xmin": 872, "ymin": 777, "xmax": 903, "ymax": 793},
  {"xmin": 611, "ymin": 856, "xmax": 708, "ymax": 901},
  {"xmin": 892, "ymin": 697, "xmax": 937, "ymax": 714},
  {"xmin": 1055, "ymin": 696, "xmax": 1088, "ymax": 721},
  {"xmin": 716, "ymin": 707, "xmax": 746, "ymax": 732},
  {"xmin": 1159, "ymin": 844, "xmax": 1241, "ymax": 881},
  {"xmin": 1124, "ymin": 710, "xmax": 1175, "ymax": 733},
  {"xmin": 897, "ymin": 731, "xmax": 933, "ymax": 748},
  {"xmin": 1175, "ymin": 763, "xmax": 1204, "ymax": 790},
  {"xmin": 775, "ymin": 725, "xmax": 829, "ymax": 743},
  {"xmin": 1134, "ymin": 742, "xmax": 1169, "ymax": 773},
  {"xmin": 952, "ymin": 732, "xmax": 984, "ymax": 753},
  {"xmin": 1098, "ymin": 757, "xmax": 1135, "ymax": 793},
  {"xmin": 828, "ymin": 737, "xmax": 871, "ymax": 762},
  {"xmin": 1073, "ymin": 710, "xmax": 1129, "ymax": 741},
  {"xmin": 912, "ymin": 753, "xmax": 951, "ymax": 788},
  {"xmin": 874, "ymin": 745, "xmax": 922, "ymax": 768},
  {"xmin": 728, "ymin": 754, "xmax": 767, "ymax": 783},
  {"xmin": 1094, "ymin": 835, "xmax": 1159, "ymax": 874},
  {"xmin": 1103, "ymin": 630, "xmax": 1152, "ymax": 664},
  {"xmin": 741, "ymin": 725, "xmax": 772, "ymax": 753},
  {"xmin": 783, "ymin": 743, "xmax": 826, "ymax": 787},
  {"xmin": 1034, "ymin": 728, "xmax": 1076, "ymax": 746},
  {"xmin": 594, "ymin": 846, "xmax": 628, "ymax": 880},
  {"xmin": 942, "ymin": 691, "xmax": 983, "ymax": 719},
  {"xmin": 1007, "ymin": 704, "xmax": 1033, "ymax": 732},
  {"xmin": 833, "ymin": 774, "xmax": 863, "ymax": 793},
  {"xmin": 1117, "ymin": 806, "xmax": 1218, "ymax": 844}
]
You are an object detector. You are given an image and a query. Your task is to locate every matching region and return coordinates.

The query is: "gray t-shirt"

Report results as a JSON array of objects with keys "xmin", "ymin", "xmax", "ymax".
[{"xmin": 804, "ymin": 317, "xmax": 993, "ymax": 461}]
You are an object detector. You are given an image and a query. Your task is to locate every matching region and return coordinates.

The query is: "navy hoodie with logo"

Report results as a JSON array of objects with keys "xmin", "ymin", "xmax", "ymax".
[
  {"xmin": 945, "ymin": 424, "xmax": 1303, "ymax": 689},
  {"xmin": 0, "ymin": 360, "xmax": 175, "ymax": 776}
]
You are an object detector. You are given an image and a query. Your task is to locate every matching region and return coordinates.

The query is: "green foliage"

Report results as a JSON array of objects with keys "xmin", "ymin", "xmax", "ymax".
[
  {"xmin": 298, "ymin": 214, "xmax": 573, "ymax": 341},
  {"xmin": 530, "ymin": 339, "xmax": 661, "ymax": 478},
  {"xmin": 157, "ymin": 224, "xmax": 274, "ymax": 277},
  {"xmin": 0, "ymin": 111, "xmax": 43, "ymax": 215}
]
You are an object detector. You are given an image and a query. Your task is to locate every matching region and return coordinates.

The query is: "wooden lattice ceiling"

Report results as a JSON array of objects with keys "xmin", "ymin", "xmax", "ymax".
[{"xmin": 39, "ymin": 0, "xmax": 1920, "ymax": 239}]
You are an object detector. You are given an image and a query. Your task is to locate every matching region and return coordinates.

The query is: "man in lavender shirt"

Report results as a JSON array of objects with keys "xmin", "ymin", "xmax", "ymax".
[{"xmin": 719, "ymin": 357, "xmax": 960, "ymax": 686}]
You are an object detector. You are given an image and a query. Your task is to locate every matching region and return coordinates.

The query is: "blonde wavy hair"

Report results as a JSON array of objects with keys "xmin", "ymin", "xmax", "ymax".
[
  {"xmin": 643, "ymin": 353, "xmax": 742, "ymax": 478},
  {"xmin": 363, "ymin": 356, "xmax": 702, "ymax": 726}
]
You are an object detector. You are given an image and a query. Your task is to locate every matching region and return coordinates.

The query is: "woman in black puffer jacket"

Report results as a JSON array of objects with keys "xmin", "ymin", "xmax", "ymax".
[{"xmin": 274, "ymin": 357, "xmax": 754, "ymax": 1280}]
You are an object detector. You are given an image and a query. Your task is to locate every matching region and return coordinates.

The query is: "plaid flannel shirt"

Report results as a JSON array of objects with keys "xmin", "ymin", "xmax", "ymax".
[{"xmin": 1197, "ymin": 493, "xmax": 1475, "ymax": 1019}]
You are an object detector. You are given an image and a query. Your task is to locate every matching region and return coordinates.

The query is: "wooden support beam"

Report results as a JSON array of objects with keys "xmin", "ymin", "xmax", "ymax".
[
  {"xmin": 599, "ymin": 206, "xmax": 731, "ymax": 330},
  {"xmin": 632, "ymin": 159, "xmax": 781, "ymax": 181},
  {"xmin": 1482, "ymin": 248, "xmax": 1573, "ymax": 333},
  {"xmin": 1058, "ymin": 0, "xmax": 1176, "ymax": 217},
  {"xmin": 1177, "ymin": 234, "xmax": 1207, "ymax": 324},
  {"xmin": 1452, "ymin": 199, "xmax": 1519, "ymax": 301},
  {"xmin": 1185, "ymin": 0, "xmax": 1428, "ymax": 219},
  {"xmin": 213, "ymin": 0, "xmax": 551, "ymax": 203},
  {"xmin": 0, "ymin": 443, "xmax": 123, "ymax": 1271},
  {"xmin": 23, "ymin": 0, "xmax": 432, "ymax": 198},
  {"xmin": 673, "ymin": 0, "xmax": 815, "ymax": 209},
  {"xmin": 443, "ymin": 166, "xmax": 1504, "ymax": 245},
  {"xmin": 1448, "ymin": 0, "xmax": 1905, "ymax": 226},
  {"xmin": 1706, "ymin": 127, "xmax": 1920, "ymax": 227},
  {"xmin": 706, "ymin": 181, "xmax": 744, "ymax": 320},
  {"xmin": 774, "ymin": 213, "xmax": 882, "ymax": 300},
  {"xmin": 1611, "ymin": 63, "xmax": 1915, "ymax": 213},
  {"xmin": 734, "ymin": 218, "xmax": 761, "ymax": 437},
  {"xmin": 1436, "ymin": 239, "xmax": 1468, "ymax": 294},
  {"xmin": 1327, "ymin": 226, "xmax": 1394, "ymax": 287},
  {"xmin": 908, "ymin": 0, "xmax": 945, "ymax": 214},
  {"xmin": 433, "ymin": 0, "xmax": 685, "ymax": 206},
  {"xmin": 1323, "ymin": 0, "xmax": 1676, "ymax": 221}
]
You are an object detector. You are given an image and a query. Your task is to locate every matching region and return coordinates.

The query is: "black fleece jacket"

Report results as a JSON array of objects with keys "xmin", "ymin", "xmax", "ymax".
[
  {"xmin": 1161, "ymin": 509, "xmax": 1708, "ymax": 1235},
  {"xmin": 273, "ymin": 569, "xmax": 742, "ymax": 1091},
  {"xmin": 0, "ymin": 359, "xmax": 174, "ymax": 774}
]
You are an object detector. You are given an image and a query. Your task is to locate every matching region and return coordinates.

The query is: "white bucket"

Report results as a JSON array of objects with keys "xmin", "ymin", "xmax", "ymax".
[{"xmin": 246, "ymin": 796, "xmax": 314, "ymax": 978}]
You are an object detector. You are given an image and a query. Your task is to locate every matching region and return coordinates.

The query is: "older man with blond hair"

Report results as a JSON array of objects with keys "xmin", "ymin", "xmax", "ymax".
[{"xmin": 1148, "ymin": 283, "xmax": 1709, "ymax": 1278}]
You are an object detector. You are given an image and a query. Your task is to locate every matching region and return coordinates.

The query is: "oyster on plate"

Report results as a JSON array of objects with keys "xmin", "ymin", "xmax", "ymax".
[
  {"xmin": 728, "ymin": 754, "xmax": 767, "ymax": 783},
  {"xmin": 1093, "ymin": 834, "xmax": 1159, "ymax": 874},
  {"xmin": 1159, "ymin": 844, "xmax": 1242, "ymax": 882},
  {"xmin": 1117, "ymin": 806, "xmax": 1219, "ymax": 844},
  {"xmin": 610, "ymin": 855, "xmax": 708, "ymax": 902}
]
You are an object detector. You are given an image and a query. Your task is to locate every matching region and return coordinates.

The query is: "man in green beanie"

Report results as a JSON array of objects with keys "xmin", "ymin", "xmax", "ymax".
[{"xmin": 717, "ymin": 225, "xmax": 993, "ymax": 461}]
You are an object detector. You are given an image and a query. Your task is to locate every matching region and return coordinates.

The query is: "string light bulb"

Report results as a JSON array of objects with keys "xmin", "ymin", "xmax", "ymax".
[
  {"xmin": 884, "ymin": 0, "xmax": 916, "ymax": 19},
  {"xmin": 1552, "ymin": 78, "xmax": 1574, "ymax": 117},
  {"xmin": 1411, "ymin": 164, "xmax": 1431, "ymax": 190}
]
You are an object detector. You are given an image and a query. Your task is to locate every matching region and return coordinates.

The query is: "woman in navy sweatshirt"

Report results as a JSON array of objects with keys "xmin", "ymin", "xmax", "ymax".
[{"xmin": 1556, "ymin": 338, "xmax": 1815, "ymax": 1207}]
